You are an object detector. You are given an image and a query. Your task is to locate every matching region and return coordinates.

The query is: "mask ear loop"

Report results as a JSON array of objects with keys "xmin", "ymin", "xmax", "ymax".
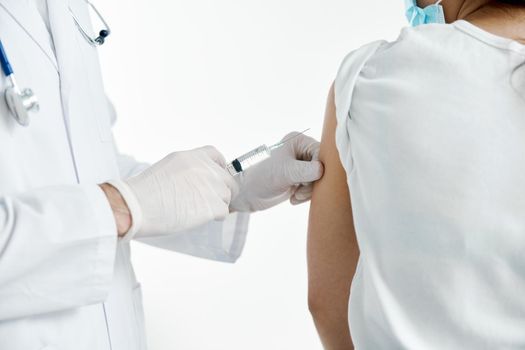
[{"xmin": 432, "ymin": 0, "xmax": 446, "ymax": 24}]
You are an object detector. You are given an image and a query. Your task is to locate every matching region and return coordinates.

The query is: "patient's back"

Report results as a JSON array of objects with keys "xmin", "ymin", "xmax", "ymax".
[{"xmin": 334, "ymin": 20, "xmax": 525, "ymax": 349}]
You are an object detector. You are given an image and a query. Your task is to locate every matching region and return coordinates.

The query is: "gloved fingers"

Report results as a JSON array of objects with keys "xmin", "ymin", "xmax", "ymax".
[
  {"xmin": 290, "ymin": 195, "xmax": 310, "ymax": 206},
  {"xmin": 201, "ymin": 171, "xmax": 233, "ymax": 219},
  {"xmin": 207, "ymin": 161, "xmax": 240, "ymax": 204},
  {"xmin": 291, "ymin": 184, "xmax": 313, "ymax": 203},
  {"xmin": 311, "ymin": 146, "xmax": 320, "ymax": 161},
  {"xmin": 290, "ymin": 184, "xmax": 313, "ymax": 205},
  {"xmin": 213, "ymin": 177, "xmax": 234, "ymax": 205},
  {"xmin": 285, "ymin": 159, "xmax": 324, "ymax": 185},
  {"xmin": 198, "ymin": 145, "xmax": 227, "ymax": 167},
  {"xmin": 270, "ymin": 187, "xmax": 297, "ymax": 209},
  {"xmin": 219, "ymin": 167, "xmax": 240, "ymax": 202},
  {"xmin": 284, "ymin": 133, "xmax": 321, "ymax": 161},
  {"xmin": 196, "ymin": 146, "xmax": 239, "ymax": 203},
  {"xmin": 208, "ymin": 193, "xmax": 231, "ymax": 221}
]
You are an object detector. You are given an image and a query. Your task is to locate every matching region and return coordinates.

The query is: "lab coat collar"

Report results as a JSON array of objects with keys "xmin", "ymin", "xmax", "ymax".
[{"xmin": 0, "ymin": 0, "xmax": 59, "ymax": 72}]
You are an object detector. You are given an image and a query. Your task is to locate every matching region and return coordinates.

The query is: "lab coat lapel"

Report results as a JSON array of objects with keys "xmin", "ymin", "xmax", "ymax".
[
  {"xmin": 47, "ymin": 0, "xmax": 78, "ymax": 96},
  {"xmin": 46, "ymin": 0, "xmax": 120, "ymax": 184},
  {"xmin": 46, "ymin": 0, "xmax": 84, "ymax": 181},
  {"xmin": 0, "ymin": 0, "xmax": 58, "ymax": 71}
]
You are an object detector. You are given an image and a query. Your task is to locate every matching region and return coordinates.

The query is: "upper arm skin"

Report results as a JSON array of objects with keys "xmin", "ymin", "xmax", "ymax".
[{"xmin": 307, "ymin": 83, "xmax": 359, "ymax": 349}]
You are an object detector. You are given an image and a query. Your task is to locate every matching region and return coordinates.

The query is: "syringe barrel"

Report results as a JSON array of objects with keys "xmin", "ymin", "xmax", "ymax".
[{"xmin": 227, "ymin": 144, "xmax": 272, "ymax": 176}]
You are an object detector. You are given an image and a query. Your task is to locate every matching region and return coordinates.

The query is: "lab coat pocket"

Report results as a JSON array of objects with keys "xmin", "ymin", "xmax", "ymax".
[{"xmin": 132, "ymin": 284, "xmax": 147, "ymax": 350}]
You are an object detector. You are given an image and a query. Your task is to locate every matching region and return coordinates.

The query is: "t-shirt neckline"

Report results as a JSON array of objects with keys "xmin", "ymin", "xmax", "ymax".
[{"xmin": 453, "ymin": 19, "xmax": 525, "ymax": 55}]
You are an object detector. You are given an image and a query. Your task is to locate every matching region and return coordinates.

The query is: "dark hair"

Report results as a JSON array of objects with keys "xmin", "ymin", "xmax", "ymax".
[
  {"xmin": 493, "ymin": 0, "xmax": 525, "ymax": 18},
  {"xmin": 495, "ymin": 0, "xmax": 525, "ymax": 5}
]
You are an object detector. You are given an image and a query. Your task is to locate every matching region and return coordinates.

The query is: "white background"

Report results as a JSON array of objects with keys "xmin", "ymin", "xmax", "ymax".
[{"xmin": 96, "ymin": 1, "xmax": 405, "ymax": 349}]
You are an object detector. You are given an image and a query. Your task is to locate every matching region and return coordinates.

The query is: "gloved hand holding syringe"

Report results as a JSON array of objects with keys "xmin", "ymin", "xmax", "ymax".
[
  {"xmin": 111, "ymin": 128, "xmax": 322, "ymax": 238},
  {"xmin": 227, "ymin": 128, "xmax": 323, "ymax": 212},
  {"xmin": 227, "ymin": 129, "xmax": 311, "ymax": 176}
]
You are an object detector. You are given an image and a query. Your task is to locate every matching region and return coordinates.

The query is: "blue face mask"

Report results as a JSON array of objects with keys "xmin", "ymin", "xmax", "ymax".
[{"xmin": 405, "ymin": 0, "xmax": 445, "ymax": 27}]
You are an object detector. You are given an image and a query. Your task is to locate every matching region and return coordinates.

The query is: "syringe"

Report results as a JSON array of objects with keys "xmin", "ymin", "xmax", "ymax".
[{"xmin": 226, "ymin": 129, "xmax": 310, "ymax": 176}]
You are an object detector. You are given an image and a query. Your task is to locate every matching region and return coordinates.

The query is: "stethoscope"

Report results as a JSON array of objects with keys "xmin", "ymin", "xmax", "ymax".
[
  {"xmin": 0, "ymin": 41, "xmax": 39, "ymax": 127},
  {"xmin": 0, "ymin": 0, "xmax": 110, "ymax": 127}
]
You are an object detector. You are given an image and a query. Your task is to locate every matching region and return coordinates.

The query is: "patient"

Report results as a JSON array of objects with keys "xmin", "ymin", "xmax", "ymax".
[{"xmin": 308, "ymin": 1, "xmax": 525, "ymax": 349}]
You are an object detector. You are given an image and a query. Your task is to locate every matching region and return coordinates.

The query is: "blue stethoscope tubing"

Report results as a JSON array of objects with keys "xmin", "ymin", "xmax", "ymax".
[
  {"xmin": 0, "ymin": 39, "xmax": 39, "ymax": 126},
  {"xmin": 0, "ymin": 40, "xmax": 13, "ymax": 77}
]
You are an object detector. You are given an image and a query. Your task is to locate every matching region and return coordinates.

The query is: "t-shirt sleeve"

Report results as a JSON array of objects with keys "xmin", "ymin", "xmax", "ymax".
[{"xmin": 334, "ymin": 40, "xmax": 386, "ymax": 175}]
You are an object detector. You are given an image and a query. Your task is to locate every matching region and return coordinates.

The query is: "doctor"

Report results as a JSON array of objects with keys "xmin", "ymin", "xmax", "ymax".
[{"xmin": 0, "ymin": 0, "xmax": 323, "ymax": 349}]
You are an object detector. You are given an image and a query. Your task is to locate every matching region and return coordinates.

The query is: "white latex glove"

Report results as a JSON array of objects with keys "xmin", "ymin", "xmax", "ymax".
[
  {"xmin": 230, "ymin": 132, "xmax": 324, "ymax": 213},
  {"xmin": 109, "ymin": 146, "xmax": 238, "ymax": 239}
]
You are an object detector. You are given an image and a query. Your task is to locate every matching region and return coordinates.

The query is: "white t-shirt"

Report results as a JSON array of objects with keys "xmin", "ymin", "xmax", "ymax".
[{"xmin": 334, "ymin": 20, "xmax": 525, "ymax": 349}]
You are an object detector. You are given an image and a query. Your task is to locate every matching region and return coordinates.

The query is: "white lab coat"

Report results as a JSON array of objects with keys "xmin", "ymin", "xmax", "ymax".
[{"xmin": 0, "ymin": 0, "xmax": 250, "ymax": 349}]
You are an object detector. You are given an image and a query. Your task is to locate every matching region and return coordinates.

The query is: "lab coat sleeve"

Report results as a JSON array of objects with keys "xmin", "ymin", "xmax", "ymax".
[
  {"xmin": 136, "ymin": 212, "xmax": 250, "ymax": 263},
  {"xmin": 106, "ymin": 98, "xmax": 252, "ymax": 263},
  {"xmin": 114, "ymin": 148, "xmax": 251, "ymax": 262},
  {"xmin": 118, "ymin": 150, "xmax": 251, "ymax": 262},
  {"xmin": 0, "ymin": 184, "xmax": 117, "ymax": 321}
]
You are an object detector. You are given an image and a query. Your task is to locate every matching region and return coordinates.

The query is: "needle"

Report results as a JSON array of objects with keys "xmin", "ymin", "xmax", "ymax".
[{"xmin": 269, "ymin": 128, "xmax": 311, "ymax": 150}]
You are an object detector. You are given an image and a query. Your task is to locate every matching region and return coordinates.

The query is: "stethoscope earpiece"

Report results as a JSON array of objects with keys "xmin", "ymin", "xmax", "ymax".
[
  {"xmin": 95, "ymin": 30, "xmax": 110, "ymax": 45},
  {"xmin": 70, "ymin": 1, "xmax": 111, "ymax": 47}
]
